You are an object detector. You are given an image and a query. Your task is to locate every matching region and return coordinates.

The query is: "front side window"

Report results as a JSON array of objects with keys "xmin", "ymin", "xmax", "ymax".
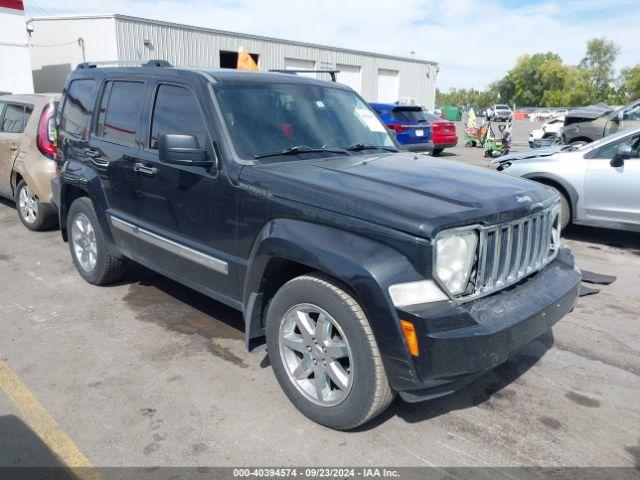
[
  {"xmin": 95, "ymin": 81, "xmax": 145, "ymax": 145},
  {"xmin": 215, "ymin": 83, "xmax": 394, "ymax": 160},
  {"xmin": 592, "ymin": 134, "xmax": 640, "ymax": 159},
  {"xmin": 0, "ymin": 104, "xmax": 28, "ymax": 133},
  {"xmin": 150, "ymin": 84, "xmax": 209, "ymax": 150},
  {"xmin": 60, "ymin": 79, "xmax": 97, "ymax": 139}
]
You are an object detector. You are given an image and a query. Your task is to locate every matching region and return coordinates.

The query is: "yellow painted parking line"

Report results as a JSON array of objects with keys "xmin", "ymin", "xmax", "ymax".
[{"xmin": 0, "ymin": 360, "xmax": 101, "ymax": 480}]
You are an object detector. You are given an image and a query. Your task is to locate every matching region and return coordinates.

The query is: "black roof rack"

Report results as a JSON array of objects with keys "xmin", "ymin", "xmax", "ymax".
[
  {"xmin": 76, "ymin": 59, "xmax": 172, "ymax": 70},
  {"xmin": 269, "ymin": 69, "xmax": 339, "ymax": 82}
]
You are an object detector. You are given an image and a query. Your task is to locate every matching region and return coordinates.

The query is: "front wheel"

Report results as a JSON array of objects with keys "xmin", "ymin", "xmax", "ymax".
[{"xmin": 266, "ymin": 273, "xmax": 394, "ymax": 430}]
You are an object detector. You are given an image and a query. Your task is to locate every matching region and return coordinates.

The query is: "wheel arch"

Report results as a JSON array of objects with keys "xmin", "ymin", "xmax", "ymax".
[
  {"xmin": 59, "ymin": 164, "xmax": 112, "ymax": 243},
  {"xmin": 522, "ymin": 172, "xmax": 578, "ymax": 220},
  {"xmin": 242, "ymin": 219, "xmax": 423, "ymax": 390}
]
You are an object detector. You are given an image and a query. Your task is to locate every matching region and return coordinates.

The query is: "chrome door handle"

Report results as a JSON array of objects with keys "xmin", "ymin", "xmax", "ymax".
[{"xmin": 133, "ymin": 162, "xmax": 158, "ymax": 176}]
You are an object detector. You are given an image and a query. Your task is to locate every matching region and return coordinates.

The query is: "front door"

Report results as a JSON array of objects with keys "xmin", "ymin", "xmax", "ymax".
[
  {"xmin": 584, "ymin": 131, "xmax": 640, "ymax": 226},
  {"xmin": 0, "ymin": 102, "xmax": 27, "ymax": 196},
  {"xmin": 135, "ymin": 81, "xmax": 237, "ymax": 300}
]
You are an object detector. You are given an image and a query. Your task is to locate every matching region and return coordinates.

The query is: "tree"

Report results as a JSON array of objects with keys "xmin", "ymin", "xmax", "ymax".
[
  {"xmin": 580, "ymin": 38, "xmax": 620, "ymax": 99},
  {"xmin": 615, "ymin": 65, "xmax": 640, "ymax": 102}
]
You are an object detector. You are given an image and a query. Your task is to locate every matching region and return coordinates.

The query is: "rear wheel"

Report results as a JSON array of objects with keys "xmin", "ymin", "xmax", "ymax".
[
  {"xmin": 15, "ymin": 180, "xmax": 55, "ymax": 231},
  {"xmin": 67, "ymin": 197, "xmax": 127, "ymax": 285},
  {"xmin": 266, "ymin": 273, "xmax": 394, "ymax": 430},
  {"xmin": 432, "ymin": 148, "xmax": 444, "ymax": 155}
]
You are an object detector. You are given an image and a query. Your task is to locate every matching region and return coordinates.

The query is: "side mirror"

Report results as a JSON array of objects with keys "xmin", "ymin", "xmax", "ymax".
[
  {"xmin": 610, "ymin": 144, "xmax": 631, "ymax": 167},
  {"xmin": 159, "ymin": 134, "xmax": 213, "ymax": 168},
  {"xmin": 616, "ymin": 111, "xmax": 624, "ymax": 122}
]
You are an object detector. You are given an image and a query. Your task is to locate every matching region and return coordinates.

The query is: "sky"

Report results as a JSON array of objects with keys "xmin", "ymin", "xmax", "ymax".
[{"xmin": 23, "ymin": 0, "xmax": 640, "ymax": 91}]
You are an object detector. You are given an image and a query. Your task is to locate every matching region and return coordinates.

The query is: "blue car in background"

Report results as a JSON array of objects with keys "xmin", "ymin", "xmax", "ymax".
[{"xmin": 370, "ymin": 103, "xmax": 434, "ymax": 153}]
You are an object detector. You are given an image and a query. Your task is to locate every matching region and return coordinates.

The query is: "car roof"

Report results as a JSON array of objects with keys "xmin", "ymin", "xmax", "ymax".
[
  {"xmin": 69, "ymin": 65, "xmax": 351, "ymax": 90},
  {"xmin": 0, "ymin": 93, "xmax": 60, "ymax": 104}
]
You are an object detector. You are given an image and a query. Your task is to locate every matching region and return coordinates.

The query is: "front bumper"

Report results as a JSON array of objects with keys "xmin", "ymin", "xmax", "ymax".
[
  {"xmin": 395, "ymin": 247, "xmax": 580, "ymax": 402},
  {"xmin": 402, "ymin": 141, "xmax": 434, "ymax": 153}
]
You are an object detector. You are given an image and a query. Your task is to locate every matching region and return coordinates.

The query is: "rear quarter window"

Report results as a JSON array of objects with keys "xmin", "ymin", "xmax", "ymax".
[{"xmin": 60, "ymin": 79, "xmax": 97, "ymax": 139}]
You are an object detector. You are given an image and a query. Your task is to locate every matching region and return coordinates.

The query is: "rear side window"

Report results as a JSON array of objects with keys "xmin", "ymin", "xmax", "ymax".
[
  {"xmin": 60, "ymin": 79, "xmax": 97, "ymax": 139},
  {"xmin": 149, "ymin": 84, "xmax": 209, "ymax": 150},
  {"xmin": 0, "ymin": 103, "xmax": 32, "ymax": 133},
  {"xmin": 95, "ymin": 81, "xmax": 145, "ymax": 145}
]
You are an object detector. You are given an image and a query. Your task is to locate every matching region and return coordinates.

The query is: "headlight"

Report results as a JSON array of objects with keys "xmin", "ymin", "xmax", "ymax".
[{"xmin": 434, "ymin": 230, "xmax": 478, "ymax": 296}]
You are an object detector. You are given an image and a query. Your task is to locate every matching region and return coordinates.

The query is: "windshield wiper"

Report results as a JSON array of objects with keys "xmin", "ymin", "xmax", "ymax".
[
  {"xmin": 344, "ymin": 144, "xmax": 398, "ymax": 153},
  {"xmin": 254, "ymin": 145, "xmax": 347, "ymax": 159}
]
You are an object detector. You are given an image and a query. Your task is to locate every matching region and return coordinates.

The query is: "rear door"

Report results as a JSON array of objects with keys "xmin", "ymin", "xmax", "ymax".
[
  {"xmin": 88, "ymin": 79, "xmax": 146, "ymax": 256},
  {"xmin": 583, "ymin": 131, "xmax": 640, "ymax": 226},
  {"xmin": 0, "ymin": 102, "xmax": 32, "ymax": 196}
]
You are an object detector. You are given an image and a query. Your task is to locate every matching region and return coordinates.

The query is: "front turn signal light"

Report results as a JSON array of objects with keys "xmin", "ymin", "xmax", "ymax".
[{"xmin": 400, "ymin": 320, "xmax": 420, "ymax": 357}]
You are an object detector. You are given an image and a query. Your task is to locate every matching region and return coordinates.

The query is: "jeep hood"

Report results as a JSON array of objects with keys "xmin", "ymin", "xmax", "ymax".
[{"xmin": 240, "ymin": 153, "xmax": 557, "ymax": 238}]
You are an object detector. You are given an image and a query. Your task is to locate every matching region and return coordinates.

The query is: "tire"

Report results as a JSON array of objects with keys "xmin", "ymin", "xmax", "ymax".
[
  {"xmin": 266, "ymin": 273, "xmax": 394, "ymax": 430},
  {"xmin": 67, "ymin": 197, "xmax": 127, "ymax": 285},
  {"xmin": 15, "ymin": 180, "xmax": 56, "ymax": 231},
  {"xmin": 432, "ymin": 148, "xmax": 444, "ymax": 155}
]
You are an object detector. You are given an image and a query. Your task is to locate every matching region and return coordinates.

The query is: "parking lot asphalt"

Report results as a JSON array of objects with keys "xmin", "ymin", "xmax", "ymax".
[{"xmin": 1, "ymin": 119, "xmax": 639, "ymax": 469}]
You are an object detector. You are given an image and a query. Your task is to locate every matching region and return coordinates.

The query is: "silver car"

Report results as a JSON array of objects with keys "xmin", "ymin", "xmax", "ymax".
[{"xmin": 489, "ymin": 126, "xmax": 640, "ymax": 232}]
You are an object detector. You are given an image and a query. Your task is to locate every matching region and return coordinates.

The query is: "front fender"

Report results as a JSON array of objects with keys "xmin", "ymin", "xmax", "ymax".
[
  {"xmin": 521, "ymin": 172, "xmax": 579, "ymax": 218},
  {"xmin": 243, "ymin": 218, "xmax": 429, "ymax": 390}
]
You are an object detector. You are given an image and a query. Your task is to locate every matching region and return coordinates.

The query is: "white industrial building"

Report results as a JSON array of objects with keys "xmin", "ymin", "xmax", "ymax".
[
  {"xmin": 27, "ymin": 14, "xmax": 438, "ymax": 109},
  {"xmin": 0, "ymin": 0, "xmax": 34, "ymax": 93}
]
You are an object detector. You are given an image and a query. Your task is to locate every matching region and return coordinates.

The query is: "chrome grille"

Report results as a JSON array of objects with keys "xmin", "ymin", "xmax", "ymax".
[{"xmin": 467, "ymin": 205, "xmax": 561, "ymax": 300}]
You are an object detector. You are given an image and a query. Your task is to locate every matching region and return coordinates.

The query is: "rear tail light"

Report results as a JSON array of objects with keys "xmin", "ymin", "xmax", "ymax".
[
  {"xmin": 37, "ymin": 103, "xmax": 56, "ymax": 158},
  {"xmin": 387, "ymin": 123, "xmax": 407, "ymax": 133}
]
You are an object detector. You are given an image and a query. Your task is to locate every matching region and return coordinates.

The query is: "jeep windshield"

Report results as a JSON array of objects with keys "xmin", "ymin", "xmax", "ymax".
[{"xmin": 214, "ymin": 83, "xmax": 396, "ymax": 160}]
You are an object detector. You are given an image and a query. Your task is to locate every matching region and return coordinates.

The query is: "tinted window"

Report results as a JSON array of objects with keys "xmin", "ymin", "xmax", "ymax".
[
  {"xmin": 215, "ymin": 83, "xmax": 393, "ymax": 160},
  {"xmin": 60, "ymin": 79, "xmax": 97, "ymax": 139},
  {"xmin": 150, "ymin": 85, "xmax": 209, "ymax": 150},
  {"xmin": 391, "ymin": 108, "xmax": 426, "ymax": 123},
  {"xmin": 622, "ymin": 104, "xmax": 640, "ymax": 121},
  {"xmin": 96, "ymin": 81, "xmax": 144, "ymax": 145},
  {"xmin": 1, "ymin": 104, "xmax": 26, "ymax": 133}
]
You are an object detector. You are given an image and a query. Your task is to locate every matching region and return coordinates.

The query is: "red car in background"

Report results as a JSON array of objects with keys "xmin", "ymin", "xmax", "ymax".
[{"xmin": 422, "ymin": 112, "xmax": 458, "ymax": 155}]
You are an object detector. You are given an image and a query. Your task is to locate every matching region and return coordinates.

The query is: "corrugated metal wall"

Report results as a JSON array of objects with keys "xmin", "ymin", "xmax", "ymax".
[{"xmin": 114, "ymin": 16, "xmax": 437, "ymax": 109}]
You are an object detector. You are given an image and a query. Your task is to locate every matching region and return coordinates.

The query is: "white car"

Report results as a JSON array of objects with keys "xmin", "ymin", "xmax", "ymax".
[
  {"xmin": 536, "ymin": 109, "xmax": 555, "ymax": 121},
  {"xmin": 489, "ymin": 104, "xmax": 512, "ymax": 121},
  {"xmin": 529, "ymin": 116, "xmax": 565, "ymax": 147},
  {"xmin": 491, "ymin": 126, "xmax": 640, "ymax": 232}
]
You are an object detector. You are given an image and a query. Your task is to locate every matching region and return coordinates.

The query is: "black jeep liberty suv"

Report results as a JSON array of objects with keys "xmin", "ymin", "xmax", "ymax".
[{"xmin": 53, "ymin": 61, "xmax": 581, "ymax": 430}]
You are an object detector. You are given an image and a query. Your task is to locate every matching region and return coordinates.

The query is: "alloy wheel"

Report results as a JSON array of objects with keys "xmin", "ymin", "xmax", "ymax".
[
  {"xmin": 278, "ymin": 303, "xmax": 353, "ymax": 406},
  {"xmin": 18, "ymin": 185, "xmax": 38, "ymax": 224},
  {"xmin": 71, "ymin": 213, "xmax": 98, "ymax": 272}
]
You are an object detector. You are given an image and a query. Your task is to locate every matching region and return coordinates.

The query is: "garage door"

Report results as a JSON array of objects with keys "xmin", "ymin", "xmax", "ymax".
[
  {"xmin": 377, "ymin": 69, "xmax": 399, "ymax": 103},
  {"xmin": 284, "ymin": 58, "xmax": 316, "ymax": 78},
  {"xmin": 336, "ymin": 64, "xmax": 361, "ymax": 94}
]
